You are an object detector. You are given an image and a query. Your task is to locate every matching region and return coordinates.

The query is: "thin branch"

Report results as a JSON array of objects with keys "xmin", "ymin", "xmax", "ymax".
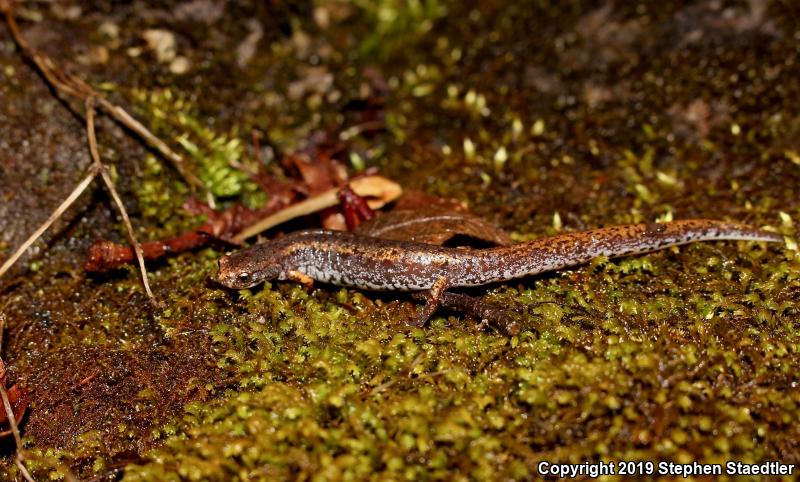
[
  {"xmin": 0, "ymin": 171, "xmax": 97, "ymax": 280},
  {"xmin": 1, "ymin": 0, "xmax": 212, "ymax": 202},
  {"xmin": 0, "ymin": 10, "xmax": 162, "ymax": 296},
  {"xmin": 86, "ymin": 97, "xmax": 154, "ymax": 299},
  {"xmin": 0, "ymin": 103, "xmax": 160, "ymax": 300},
  {"xmin": 15, "ymin": 458, "xmax": 35, "ymax": 482}
]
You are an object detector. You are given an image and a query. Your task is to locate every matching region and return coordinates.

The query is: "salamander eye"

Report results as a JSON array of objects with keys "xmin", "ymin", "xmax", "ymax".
[{"xmin": 238, "ymin": 272, "xmax": 251, "ymax": 280}]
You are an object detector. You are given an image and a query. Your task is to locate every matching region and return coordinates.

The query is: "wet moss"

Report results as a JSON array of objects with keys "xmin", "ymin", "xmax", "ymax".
[{"xmin": 129, "ymin": 89, "xmax": 259, "ymax": 202}]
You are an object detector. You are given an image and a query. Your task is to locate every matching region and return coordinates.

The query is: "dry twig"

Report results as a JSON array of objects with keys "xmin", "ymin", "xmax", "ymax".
[
  {"xmin": 0, "ymin": 308, "xmax": 33, "ymax": 482},
  {"xmin": 86, "ymin": 97, "xmax": 154, "ymax": 299},
  {"xmin": 15, "ymin": 458, "xmax": 36, "ymax": 482},
  {"xmin": 0, "ymin": 100, "xmax": 157, "ymax": 299},
  {"xmin": 0, "ymin": 384, "xmax": 27, "ymax": 477},
  {"xmin": 0, "ymin": 171, "xmax": 97, "ymax": 280}
]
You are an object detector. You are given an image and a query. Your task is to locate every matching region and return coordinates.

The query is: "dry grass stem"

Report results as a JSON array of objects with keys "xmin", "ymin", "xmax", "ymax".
[
  {"xmin": 86, "ymin": 97, "xmax": 155, "ymax": 299},
  {"xmin": 0, "ymin": 171, "xmax": 97, "ymax": 281},
  {"xmin": 14, "ymin": 458, "xmax": 35, "ymax": 482},
  {"xmin": 0, "ymin": 294, "xmax": 31, "ymax": 480}
]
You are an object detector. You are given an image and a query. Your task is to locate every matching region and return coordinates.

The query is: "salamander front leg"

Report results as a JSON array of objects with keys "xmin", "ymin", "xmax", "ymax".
[
  {"xmin": 288, "ymin": 270, "xmax": 314, "ymax": 287},
  {"xmin": 412, "ymin": 277, "xmax": 449, "ymax": 327}
]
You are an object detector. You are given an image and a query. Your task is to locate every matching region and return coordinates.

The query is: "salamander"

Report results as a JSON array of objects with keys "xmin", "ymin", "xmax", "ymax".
[{"xmin": 215, "ymin": 219, "xmax": 783, "ymax": 325}]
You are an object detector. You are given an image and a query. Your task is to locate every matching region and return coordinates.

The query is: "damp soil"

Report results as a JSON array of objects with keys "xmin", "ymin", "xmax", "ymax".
[{"xmin": 0, "ymin": 1, "xmax": 799, "ymax": 480}]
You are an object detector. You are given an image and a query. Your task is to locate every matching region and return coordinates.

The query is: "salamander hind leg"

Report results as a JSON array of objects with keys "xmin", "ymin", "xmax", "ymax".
[{"xmin": 412, "ymin": 277, "xmax": 450, "ymax": 327}]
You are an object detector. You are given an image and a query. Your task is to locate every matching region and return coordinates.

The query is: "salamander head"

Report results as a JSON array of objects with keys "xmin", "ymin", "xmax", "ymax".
[{"xmin": 215, "ymin": 246, "xmax": 286, "ymax": 289}]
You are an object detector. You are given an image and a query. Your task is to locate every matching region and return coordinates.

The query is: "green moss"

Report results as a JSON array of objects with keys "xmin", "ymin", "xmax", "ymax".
[
  {"xmin": 130, "ymin": 88, "xmax": 260, "ymax": 202},
  {"xmin": 136, "ymin": 154, "xmax": 189, "ymax": 224},
  {"xmin": 344, "ymin": 0, "xmax": 447, "ymax": 59},
  {"xmin": 111, "ymin": 234, "xmax": 798, "ymax": 480}
]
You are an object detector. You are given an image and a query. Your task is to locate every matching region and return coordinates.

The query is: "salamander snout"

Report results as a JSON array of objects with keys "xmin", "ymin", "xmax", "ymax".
[{"xmin": 215, "ymin": 253, "xmax": 261, "ymax": 289}]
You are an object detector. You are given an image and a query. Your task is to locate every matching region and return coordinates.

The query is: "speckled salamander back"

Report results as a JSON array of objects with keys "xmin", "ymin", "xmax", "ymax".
[{"xmin": 216, "ymin": 220, "xmax": 782, "ymax": 291}]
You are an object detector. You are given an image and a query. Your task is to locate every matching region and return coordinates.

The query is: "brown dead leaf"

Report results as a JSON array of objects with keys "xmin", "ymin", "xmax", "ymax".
[
  {"xmin": 282, "ymin": 151, "xmax": 348, "ymax": 195},
  {"xmin": 357, "ymin": 204, "xmax": 511, "ymax": 247},
  {"xmin": 392, "ymin": 189, "xmax": 468, "ymax": 212}
]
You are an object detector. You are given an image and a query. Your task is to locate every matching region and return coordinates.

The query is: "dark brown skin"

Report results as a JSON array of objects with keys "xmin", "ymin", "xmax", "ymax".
[{"xmin": 216, "ymin": 220, "xmax": 783, "ymax": 325}]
